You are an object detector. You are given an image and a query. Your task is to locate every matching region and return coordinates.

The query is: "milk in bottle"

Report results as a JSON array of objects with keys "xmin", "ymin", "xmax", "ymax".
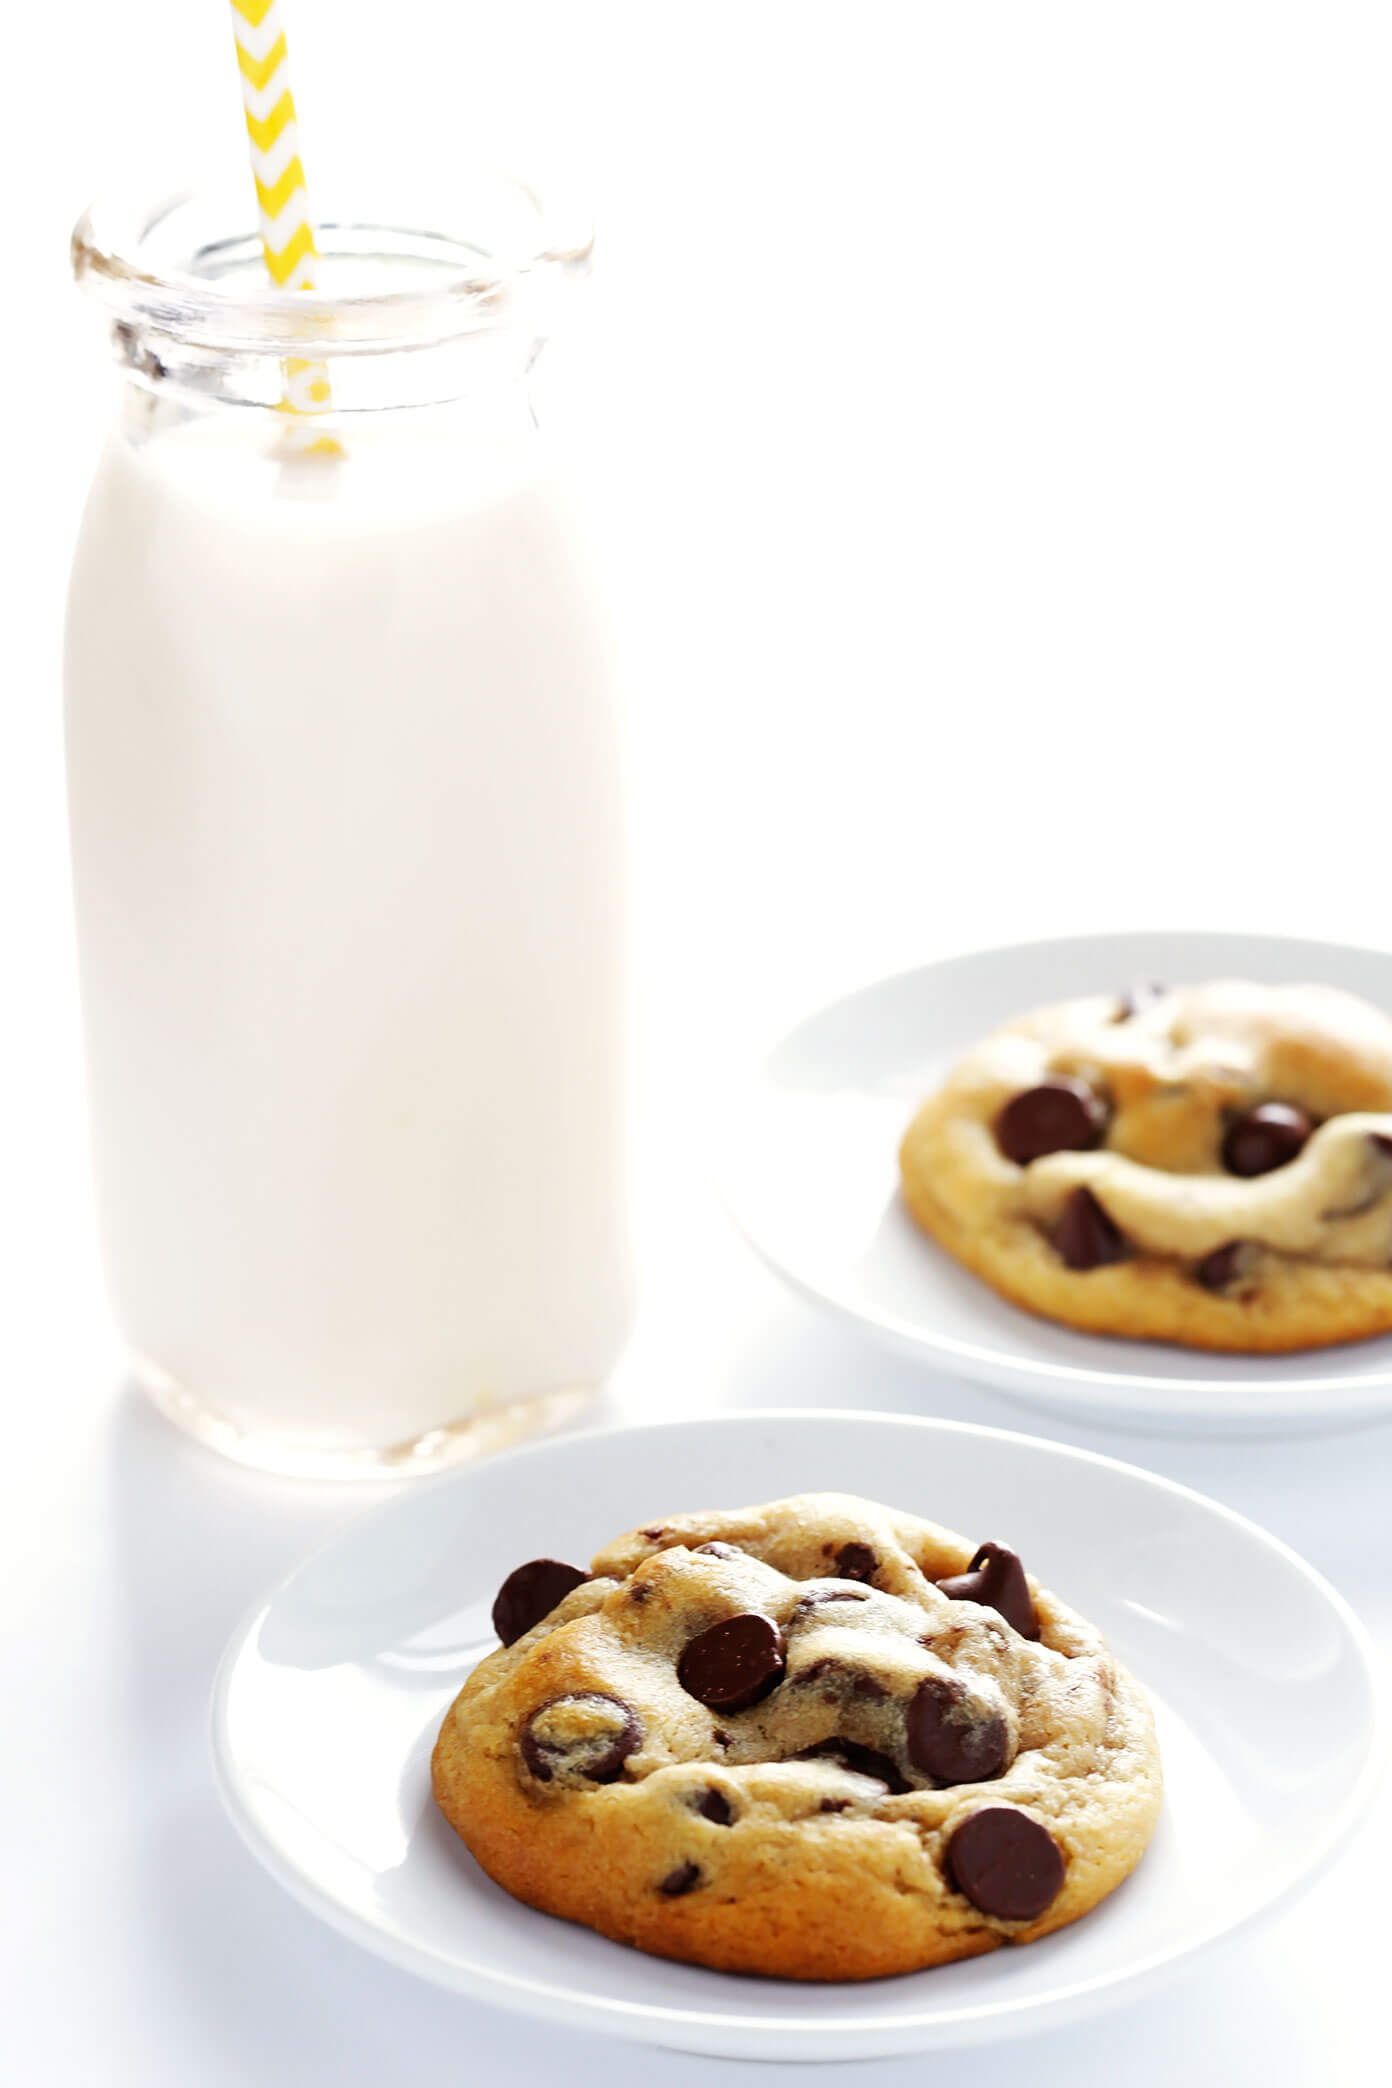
[{"xmin": 65, "ymin": 182, "xmax": 633, "ymax": 1474}]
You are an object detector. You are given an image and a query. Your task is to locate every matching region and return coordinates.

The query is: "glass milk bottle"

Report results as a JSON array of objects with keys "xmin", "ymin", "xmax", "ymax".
[{"xmin": 65, "ymin": 177, "xmax": 633, "ymax": 1477}]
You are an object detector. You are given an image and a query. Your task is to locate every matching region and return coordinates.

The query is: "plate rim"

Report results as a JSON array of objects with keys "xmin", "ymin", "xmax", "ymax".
[
  {"xmin": 719, "ymin": 927, "xmax": 1392, "ymax": 1413},
  {"xmin": 209, "ymin": 1407, "xmax": 1386, "ymax": 2052}
]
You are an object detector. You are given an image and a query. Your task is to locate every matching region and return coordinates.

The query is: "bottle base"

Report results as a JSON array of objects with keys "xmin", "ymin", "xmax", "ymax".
[{"xmin": 133, "ymin": 1356, "xmax": 598, "ymax": 1481}]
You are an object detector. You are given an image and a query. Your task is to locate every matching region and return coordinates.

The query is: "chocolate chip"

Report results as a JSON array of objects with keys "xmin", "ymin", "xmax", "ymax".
[
  {"xmin": 712, "ymin": 1729, "xmax": 732, "ymax": 1748},
  {"xmin": 491, "ymin": 1559, "xmax": 591, "ymax": 1647},
  {"xmin": 819, "ymin": 1798, "xmax": 851, "ymax": 1813},
  {"xmin": 1222, "ymin": 1102, "xmax": 1314, "ymax": 1178},
  {"xmin": 945, "ymin": 1807, "xmax": 1065, "ymax": 1921},
  {"xmin": 678, "ymin": 1613, "xmax": 786, "ymax": 1712},
  {"xmin": 641, "ymin": 1526, "xmax": 666, "ymax": 1540},
  {"xmin": 935, "ymin": 1541, "xmax": 1040, "ymax": 1639},
  {"xmin": 1325, "ymin": 1132, "xmax": 1392, "ymax": 1217},
  {"xmin": 697, "ymin": 1788, "xmax": 734, "ymax": 1825},
  {"xmin": 907, "ymin": 1675, "xmax": 1010, "ymax": 1785},
  {"xmin": 995, "ymin": 1079, "xmax": 1108, "ymax": 1166},
  {"xmin": 1194, "ymin": 1240, "xmax": 1259, "ymax": 1293},
  {"xmin": 1053, "ymin": 1186, "xmax": 1127, "ymax": 1269},
  {"xmin": 520, "ymin": 1693, "xmax": 641, "ymax": 1785},
  {"xmin": 1113, "ymin": 982, "xmax": 1165, "ymax": 1022},
  {"xmin": 628, "ymin": 1582, "xmax": 653, "ymax": 1603},
  {"xmin": 795, "ymin": 1656, "xmax": 839, "ymax": 1686},
  {"xmin": 790, "ymin": 1582, "xmax": 873, "ymax": 1624},
  {"xmin": 658, "ymin": 1862, "xmax": 702, "ymax": 1897},
  {"xmin": 694, "ymin": 1542, "xmax": 743, "ymax": 1559},
  {"xmin": 797, "ymin": 1739, "xmax": 909, "ymax": 1794},
  {"xmin": 794, "ymin": 1656, "xmax": 889, "ymax": 1702},
  {"xmin": 834, "ymin": 1542, "xmax": 878, "ymax": 1584}
]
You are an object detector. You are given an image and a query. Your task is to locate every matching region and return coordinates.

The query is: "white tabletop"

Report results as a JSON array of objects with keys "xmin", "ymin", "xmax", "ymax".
[
  {"xmin": 6, "ymin": 1166, "xmax": 1390, "ymax": 2086},
  {"xmin": 10, "ymin": 5, "xmax": 1391, "ymax": 2079}
]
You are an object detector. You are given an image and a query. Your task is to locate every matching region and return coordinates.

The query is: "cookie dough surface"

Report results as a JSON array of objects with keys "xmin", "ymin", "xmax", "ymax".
[
  {"xmin": 899, "ymin": 981, "xmax": 1392, "ymax": 1352},
  {"xmin": 432, "ymin": 1493, "xmax": 1161, "ymax": 1981}
]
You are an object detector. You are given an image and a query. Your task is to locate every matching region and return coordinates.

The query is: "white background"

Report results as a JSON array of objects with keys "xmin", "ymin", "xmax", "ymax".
[{"xmin": 5, "ymin": 4, "xmax": 1391, "ymax": 2081}]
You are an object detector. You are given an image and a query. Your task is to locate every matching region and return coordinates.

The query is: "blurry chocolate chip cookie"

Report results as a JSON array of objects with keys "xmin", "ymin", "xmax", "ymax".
[{"xmin": 899, "ymin": 981, "xmax": 1392, "ymax": 1351}]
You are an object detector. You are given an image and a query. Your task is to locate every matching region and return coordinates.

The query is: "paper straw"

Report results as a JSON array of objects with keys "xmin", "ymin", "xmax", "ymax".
[{"xmin": 228, "ymin": 0, "xmax": 335, "ymax": 429}]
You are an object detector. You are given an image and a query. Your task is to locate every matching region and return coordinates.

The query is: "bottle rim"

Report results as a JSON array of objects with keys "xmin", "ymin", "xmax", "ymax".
[{"xmin": 70, "ymin": 170, "xmax": 593, "ymax": 359}]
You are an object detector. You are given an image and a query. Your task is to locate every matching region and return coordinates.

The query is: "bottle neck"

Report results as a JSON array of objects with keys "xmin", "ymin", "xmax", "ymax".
[{"xmin": 110, "ymin": 316, "xmax": 547, "ymax": 421}]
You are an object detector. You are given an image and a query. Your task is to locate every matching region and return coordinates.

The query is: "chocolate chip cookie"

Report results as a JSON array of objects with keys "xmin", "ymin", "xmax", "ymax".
[
  {"xmin": 431, "ymin": 1493, "xmax": 1161, "ymax": 1980},
  {"xmin": 899, "ymin": 981, "xmax": 1392, "ymax": 1352}
]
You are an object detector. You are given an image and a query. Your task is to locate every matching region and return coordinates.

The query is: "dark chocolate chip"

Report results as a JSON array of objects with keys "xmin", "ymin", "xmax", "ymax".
[
  {"xmin": 678, "ymin": 1613, "xmax": 786, "ymax": 1712},
  {"xmin": 995, "ymin": 1078, "xmax": 1108, "ymax": 1166},
  {"xmin": 797, "ymin": 1738, "xmax": 909, "ymax": 1794},
  {"xmin": 1322, "ymin": 1135, "xmax": 1392, "ymax": 1218},
  {"xmin": 935, "ymin": 1541, "xmax": 1040, "ymax": 1640},
  {"xmin": 795, "ymin": 1656, "xmax": 889, "ymax": 1702},
  {"xmin": 945, "ymin": 1806, "xmax": 1066, "ymax": 1921},
  {"xmin": 628, "ymin": 1582, "xmax": 653, "ymax": 1603},
  {"xmin": 1194, "ymin": 1240, "xmax": 1258, "ymax": 1293},
  {"xmin": 641, "ymin": 1526, "xmax": 666, "ymax": 1540},
  {"xmin": 694, "ymin": 1542, "xmax": 743, "ymax": 1559},
  {"xmin": 1113, "ymin": 982, "xmax": 1165, "ymax": 1022},
  {"xmin": 1222, "ymin": 1102, "xmax": 1314, "ymax": 1178},
  {"xmin": 520, "ymin": 1693, "xmax": 642, "ymax": 1785},
  {"xmin": 697, "ymin": 1788, "xmax": 734, "ymax": 1825},
  {"xmin": 658, "ymin": 1861, "xmax": 702, "ymax": 1897},
  {"xmin": 795, "ymin": 1656, "xmax": 839, "ymax": 1685},
  {"xmin": 491, "ymin": 1558, "xmax": 591, "ymax": 1647},
  {"xmin": 789, "ymin": 1582, "xmax": 873, "ymax": 1626},
  {"xmin": 1053, "ymin": 1186, "xmax": 1127, "ymax": 1269},
  {"xmin": 712, "ymin": 1729, "xmax": 732, "ymax": 1748},
  {"xmin": 819, "ymin": 1798, "xmax": 851, "ymax": 1814},
  {"xmin": 834, "ymin": 1542, "xmax": 878, "ymax": 1584},
  {"xmin": 808, "ymin": 1582, "xmax": 872, "ymax": 1604},
  {"xmin": 906, "ymin": 1675, "xmax": 1010, "ymax": 1785}
]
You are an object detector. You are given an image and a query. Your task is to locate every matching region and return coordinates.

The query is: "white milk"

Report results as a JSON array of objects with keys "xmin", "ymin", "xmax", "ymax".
[{"xmin": 65, "ymin": 405, "xmax": 633, "ymax": 1464}]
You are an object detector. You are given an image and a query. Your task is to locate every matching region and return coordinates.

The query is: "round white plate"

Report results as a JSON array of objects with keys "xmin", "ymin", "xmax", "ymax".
[
  {"xmin": 211, "ymin": 1410, "xmax": 1380, "ymax": 2062},
  {"xmin": 721, "ymin": 931, "xmax": 1392, "ymax": 1436}
]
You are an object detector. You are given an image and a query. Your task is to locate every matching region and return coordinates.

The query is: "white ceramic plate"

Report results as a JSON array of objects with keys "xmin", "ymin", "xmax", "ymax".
[
  {"xmin": 211, "ymin": 1410, "xmax": 1379, "ymax": 2062},
  {"xmin": 721, "ymin": 931, "xmax": 1392, "ymax": 1436}
]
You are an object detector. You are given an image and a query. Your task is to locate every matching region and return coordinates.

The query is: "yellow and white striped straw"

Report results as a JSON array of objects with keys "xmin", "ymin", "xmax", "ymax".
[{"xmin": 228, "ymin": 0, "xmax": 333, "ymax": 424}]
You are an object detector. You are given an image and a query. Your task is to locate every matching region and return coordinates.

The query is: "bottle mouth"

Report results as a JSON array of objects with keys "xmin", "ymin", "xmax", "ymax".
[{"xmin": 71, "ymin": 170, "xmax": 593, "ymax": 359}]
